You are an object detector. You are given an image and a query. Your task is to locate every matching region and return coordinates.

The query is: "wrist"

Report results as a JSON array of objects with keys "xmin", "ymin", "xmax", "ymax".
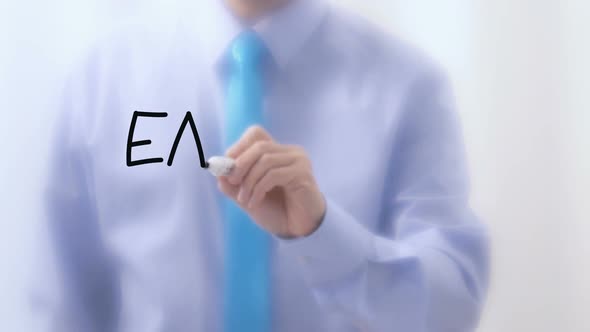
[{"xmin": 293, "ymin": 192, "xmax": 326, "ymax": 238}]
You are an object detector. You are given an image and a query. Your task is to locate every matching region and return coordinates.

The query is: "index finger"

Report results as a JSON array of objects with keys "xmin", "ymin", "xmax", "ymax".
[{"xmin": 226, "ymin": 125, "xmax": 273, "ymax": 159}]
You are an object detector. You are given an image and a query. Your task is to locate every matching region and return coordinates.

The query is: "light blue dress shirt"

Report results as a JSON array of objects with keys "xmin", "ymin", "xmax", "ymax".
[{"xmin": 33, "ymin": 0, "xmax": 489, "ymax": 331}]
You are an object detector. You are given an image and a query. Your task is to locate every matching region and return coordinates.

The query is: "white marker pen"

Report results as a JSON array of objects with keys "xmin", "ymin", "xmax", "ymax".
[{"xmin": 205, "ymin": 156, "xmax": 235, "ymax": 177}]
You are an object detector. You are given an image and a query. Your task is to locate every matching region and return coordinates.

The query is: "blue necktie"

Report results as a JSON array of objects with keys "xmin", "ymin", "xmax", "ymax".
[{"xmin": 223, "ymin": 31, "xmax": 271, "ymax": 332}]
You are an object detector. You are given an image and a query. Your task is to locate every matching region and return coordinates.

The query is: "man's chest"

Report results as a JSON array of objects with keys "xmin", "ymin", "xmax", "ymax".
[{"xmin": 84, "ymin": 61, "xmax": 403, "ymax": 236}]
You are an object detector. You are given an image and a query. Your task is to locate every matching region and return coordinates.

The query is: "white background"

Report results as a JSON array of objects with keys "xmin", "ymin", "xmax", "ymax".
[{"xmin": 1, "ymin": 0, "xmax": 588, "ymax": 331}]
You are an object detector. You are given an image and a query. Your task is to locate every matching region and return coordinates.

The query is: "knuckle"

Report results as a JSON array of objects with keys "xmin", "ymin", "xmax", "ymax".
[
  {"xmin": 258, "ymin": 154, "xmax": 269, "ymax": 166},
  {"xmin": 250, "ymin": 125, "xmax": 267, "ymax": 139},
  {"xmin": 249, "ymin": 142, "xmax": 263, "ymax": 156},
  {"xmin": 267, "ymin": 168, "xmax": 281, "ymax": 179},
  {"xmin": 255, "ymin": 141, "xmax": 272, "ymax": 153},
  {"xmin": 258, "ymin": 177, "xmax": 271, "ymax": 190},
  {"xmin": 241, "ymin": 128, "xmax": 256, "ymax": 141},
  {"xmin": 252, "ymin": 141, "xmax": 263, "ymax": 150},
  {"xmin": 290, "ymin": 144, "xmax": 307, "ymax": 157},
  {"xmin": 247, "ymin": 125, "xmax": 262, "ymax": 135},
  {"xmin": 259, "ymin": 153, "xmax": 275, "ymax": 166},
  {"xmin": 302, "ymin": 156, "xmax": 312, "ymax": 167}
]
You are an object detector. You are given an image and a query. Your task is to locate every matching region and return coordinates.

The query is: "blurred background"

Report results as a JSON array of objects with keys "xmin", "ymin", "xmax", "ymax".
[{"xmin": 1, "ymin": 0, "xmax": 588, "ymax": 331}]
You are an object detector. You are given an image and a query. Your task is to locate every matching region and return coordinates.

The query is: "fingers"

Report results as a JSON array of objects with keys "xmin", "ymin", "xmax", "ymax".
[
  {"xmin": 248, "ymin": 165, "xmax": 296, "ymax": 208},
  {"xmin": 244, "ymin": 147, "xmax": 308, "ymax": 208},
  {"xmin": 226, "ymin": 125, "xmax": 272, "ymax": 159},
  {"xmin": 219, "ymin": 125, "xmax": 313, "ymax": 209},
  {"xmin": 237, "ymin": 151, "xmax": 297, "ymax": 204},
  {"xmin": 228, "ymin": 140, "xmax": 282, "ymax": 185},
  {"xmin": 217, "ymin": 177, "xmax": 239, "ymax": 201}
]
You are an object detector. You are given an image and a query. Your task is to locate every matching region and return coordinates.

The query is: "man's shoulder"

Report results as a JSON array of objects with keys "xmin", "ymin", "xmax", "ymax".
[
  {"xmin": 58, "ymin": 6, "xmax": 203, "ymax": 133},
  {"xmin": 95, "ymin": 14, "xmax": 176, "ymax": 58},
  {"xmin": 68, "ymin": 5, "xmax": 199, "ymax": 84},
  {"xmin": 322, "ymin": 6, "xmax": 446, "ymax": 82}
]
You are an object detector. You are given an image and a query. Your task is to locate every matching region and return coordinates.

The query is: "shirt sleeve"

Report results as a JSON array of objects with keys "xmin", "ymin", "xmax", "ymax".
[
  {"xmin": 278, "ymin": 66, "xmax": 490, "ymax": 331},
  {"xmin": 28, "ymin": 73, "xmax": 119, "ymax": 332}
]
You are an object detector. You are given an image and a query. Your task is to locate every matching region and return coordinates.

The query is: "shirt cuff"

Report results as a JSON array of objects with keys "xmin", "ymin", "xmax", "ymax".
[{"xmin": 277, "ymin": 197, "xmax": 374, "ymax": 284}]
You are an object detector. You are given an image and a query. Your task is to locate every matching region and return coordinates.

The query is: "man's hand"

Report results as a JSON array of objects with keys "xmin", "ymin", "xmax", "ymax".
[{"xmin": 217, "ymin": 126, "xmax": 326, "ymax": 238}]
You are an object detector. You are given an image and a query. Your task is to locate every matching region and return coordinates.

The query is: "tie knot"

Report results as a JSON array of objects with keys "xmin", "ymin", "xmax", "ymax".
[{"xmin": 230, "ymin": 31, "xmax": 266, "ymax": 67}]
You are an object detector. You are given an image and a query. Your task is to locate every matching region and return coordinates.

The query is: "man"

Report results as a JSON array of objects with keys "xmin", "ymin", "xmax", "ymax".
[{"xmin": 33, "ymin": 0, "xmax": 489, "ymax": 331}]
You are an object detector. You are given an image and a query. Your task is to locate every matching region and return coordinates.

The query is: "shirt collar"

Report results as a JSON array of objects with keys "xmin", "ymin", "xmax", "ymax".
[{"xmin": 179, "ymin": 0, "xmax": 329, "ymax": 70}]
